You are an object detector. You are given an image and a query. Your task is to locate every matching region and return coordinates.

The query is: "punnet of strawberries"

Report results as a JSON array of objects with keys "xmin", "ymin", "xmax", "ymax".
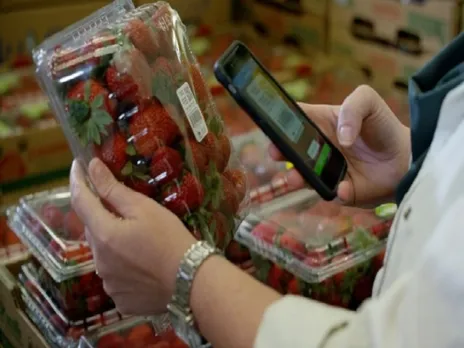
[
  {"xmin": 19, "ymin": 262, "xmax": 122, "ymax": 346},
  {"xmin": 7, "ymin": 188, "xmax": 115, "ymax": 321},
  {"xmin": 81, "ymin": 318, "xmax": 197, "ymax": 348},
  {"xmin": 236, "ymin": 190, "xmax": 396, "ymax": 309},
  {"xmin": 34, "ymin": 1, "xmax": 248, "ymax": 253}
]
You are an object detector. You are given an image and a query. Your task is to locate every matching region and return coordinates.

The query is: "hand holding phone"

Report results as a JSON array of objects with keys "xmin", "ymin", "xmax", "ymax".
[{"xmin": 214, "ymin": 41, "xmax": 347, "ymax": 200}]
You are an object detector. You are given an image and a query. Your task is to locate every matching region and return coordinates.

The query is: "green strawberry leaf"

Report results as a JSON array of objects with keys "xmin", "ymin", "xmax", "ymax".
[
  {"xmin": 207, "ymin": 114, "xmax": 224, "ymax": 136},
  {"xmin": 92, "ymin": 109, "xmax": 113, "ymax": 126},
  {"xmin": 68, "ymin": 99, "xmax": 90, "ymax": 124},
  {"xmin": 133, "ymin": 172, "xmax": 150, "ymax": 181},
  {"xmin": 121, "ymin": 162, "xmax": 133, "ymax": 176},
  {"xmin": 126, "ymin": 144, "xmax": 137, "ymax": 156},
  {"xmin": 91, "ymin": 94, "xmax": 104, "ymax": 109}
]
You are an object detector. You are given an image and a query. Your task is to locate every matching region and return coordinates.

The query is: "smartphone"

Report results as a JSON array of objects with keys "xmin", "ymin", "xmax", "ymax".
[{"xmin": 214, "ymin": 41, "xmax": 347, "ymax": 200}]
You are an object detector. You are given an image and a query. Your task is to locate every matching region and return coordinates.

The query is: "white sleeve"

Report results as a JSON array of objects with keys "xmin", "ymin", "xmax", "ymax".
[{"xmin": 254, "ymin": 197, "xmax": 464, "ymax": 348}]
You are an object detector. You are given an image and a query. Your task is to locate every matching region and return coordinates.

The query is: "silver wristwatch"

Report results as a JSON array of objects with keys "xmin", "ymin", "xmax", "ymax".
[{"xmin": 167, "ymin": 241, "xmax": 220, "ymax": 346}]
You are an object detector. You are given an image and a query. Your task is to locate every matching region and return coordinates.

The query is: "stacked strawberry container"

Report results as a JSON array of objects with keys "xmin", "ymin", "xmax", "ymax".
[{"xmin": 237, "ymin": 189, "xmax": 395, "ymax": 309}]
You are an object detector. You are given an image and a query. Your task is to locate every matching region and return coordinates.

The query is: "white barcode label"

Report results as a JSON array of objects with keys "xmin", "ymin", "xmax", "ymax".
[
  {"xmin": 307, "ymin": 140, "xmax": 320, "ymax": 160},
  {"xmin": 177, "ymin": 82, "xmax": 208, "ymax": 142}
]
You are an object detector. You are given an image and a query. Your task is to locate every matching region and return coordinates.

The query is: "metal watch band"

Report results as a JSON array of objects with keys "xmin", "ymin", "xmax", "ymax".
[{"xmin": 167, "ymin": 241, "xmax": 220, "ymax": 345}]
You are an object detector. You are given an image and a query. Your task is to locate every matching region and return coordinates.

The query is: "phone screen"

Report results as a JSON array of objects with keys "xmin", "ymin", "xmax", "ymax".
[{"xmin": 228, "ymin": 52, "xmax": 333, "ymax": 177}]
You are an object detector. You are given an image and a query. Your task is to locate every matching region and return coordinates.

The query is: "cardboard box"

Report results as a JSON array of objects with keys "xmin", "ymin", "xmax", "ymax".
[
  {"xmin": 136, "ymin": 0, "xmax": 233, "ymax": 26},
  {"xmin": 0, "ymin": 2, "xmax": 110, "ymax": 66},
  {"xmin": 331, "ymin": 0, "xmax": 461, "ymax": 57},
  {"xmin": 0, "ymin": 257, "xmax": 50, "ymax": 348},
  {"xmin": 0, "ymin": 124, "xmax": 72, "ymax": 194},
  {"xmin": 247, "ymin": 1, "xmax": 328, "ymax": 52}
]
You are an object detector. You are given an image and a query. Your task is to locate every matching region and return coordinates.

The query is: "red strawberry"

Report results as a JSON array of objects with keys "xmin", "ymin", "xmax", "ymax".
[
  {"xmin": 149, "ymin": 147, "xmax": 183, "ymax": 186},
  {"xmin": 225, "ymin": 240, "xmax": 251, "ymax": 263},
  {"xmin": 67, "ymin": 80, "xmax": 116, "ymax": 145},
  {"xmin": 106, "ymin": 48, "xmax": 152, "ymax": 103},
  {"xmin": 41, "ymin": 203, "xmax": 64, "ymax": 230},
  {"xmin": 96, "ymin": 133, "xmax": 128, "ymax": 176},
  {"xmin": 97, "ymin": 333, "xmax": 125, "ymax": 348},
  {"xmin": 278, "ymin": 233, "xmax": 306, "ymax": 259},
  {"xmin": 151, "ymin": 4, "xmax": 174, "ymax": 54},
  {"xmin": 220, "ymin": 174, "xmax": 240, "ymax": 215},
  {"xmin": 189, "ymin": 64, "xmax": 209, "ymax": 107},
  {"xmin": 63, "ymin": 210, "xmax": 85, "ymax": 241},
  {"xmin": 126, "ymin": 324, "xmax": 155, "ymax": 346},
  {"xmin": 352, "ymin": 275, "xmax": 373, "ymax": 304},
  {"xmin": 125, "ymin": 18, "xmax": 158, "ymax": 59},
  {"xmin": 223, "ymin": 169, "xmax": 246, "ymax": 203},
  {"xmin": 184, "ymin": 140, "xmax": 208, "ymax": 174},
  {"xmin": 129, "ymin": 102, "xmax": 180, "ymax": 157},
  {"xmin": 372, "ymin": 249, "xmax": 385, "ymax": 273},
  {"xmin": 287, "ymin": 277, "xmax": 301, "ymax": 295},
  {"xmin": 267, "ymin": 264, "xmax": 286, "ymax": 293},
  {"xmin": 331, "ymin": 254, "xmax": 351, "ymax": 287},
  {"xmin": 126, "ymin": 178, "xmax": 158, "ymax": 197},
  {"xmin": 208, "ymin": 211, "xmax": 231, "ymax": 249},
  {"xmin": 217, "ymin": 133, "xmax": 231, "ymax": 172},
  {"xmin": 162, "ymin": 172, "xmax": 204, "ymax": 217},
  {"xmin": 251, "ymin": 222, "xmax": 277, "ymax": 244},
  {"xmin": 304, "ymin": 250, "xmax": 325, "ymax": 268},
  {"xmin": 200, "ymin": 133, "xmax": 220, "ymax": 167}
]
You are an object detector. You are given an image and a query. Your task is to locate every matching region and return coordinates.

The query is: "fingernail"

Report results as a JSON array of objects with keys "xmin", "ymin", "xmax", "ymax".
[{"xmin": 338, "ymin": 125, "xmax": 353, "ymax": 146}]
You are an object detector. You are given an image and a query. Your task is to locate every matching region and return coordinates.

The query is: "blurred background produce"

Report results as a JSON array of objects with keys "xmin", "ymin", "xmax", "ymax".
[{"xmin": 0, "ymin": 0, "xmax": 462, "ymax": 346}]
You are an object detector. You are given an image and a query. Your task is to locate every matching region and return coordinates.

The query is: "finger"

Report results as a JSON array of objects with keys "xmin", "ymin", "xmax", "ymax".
[
  {"xmin": 337, "ymin": 180, "xmax": 355, "ymax": 205},
  {"xmin": 88, "ymin": 158, "xmax": 145, "ymax": 218},
  {"xmin": 268, "ymin": 143, "xmax": 283, "ymax": 161},
  {"xmin": 286, "ymin": 170, "xmax": 306, "ymax": 191},
  {"xmin": 337, "ymin": 85, "xmax": 381, "ymax": 147},
  {"xmin": 70, "ymin": 160, "xmax": 113, "ymax": 231}
]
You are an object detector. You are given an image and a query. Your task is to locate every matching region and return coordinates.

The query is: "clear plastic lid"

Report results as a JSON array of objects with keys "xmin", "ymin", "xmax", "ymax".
[
  {"xmin": 231, "ymin": 130, "xmax": 289, "ymax": 191},
  {"xmin": 7, "ymin": 187, "xmax": 94, "ymax": 282},
  {"xmin": 18, "ymin": 262, "xmax": 125, "ymax": 348},
  {"xmin": 237, "ymin": 189, "xmax": 396, "ymax": 283},
  {"xmin": 0, "ymin": 206, "xmax": 29, "ymax": 261},
  {"xmin": 80, "ymin": 316, "xmax": 211, "ymax": 348}
]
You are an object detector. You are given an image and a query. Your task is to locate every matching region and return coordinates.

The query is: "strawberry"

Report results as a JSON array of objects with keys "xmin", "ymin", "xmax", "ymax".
[
  {"xmin": 184, "ymin": 139, "xmax": 208, "ymax": 174},
  {"xmin": 125, "ymin": 18, "xmax": 158, "ymax": 59},
  {"xmin": 287, "ymin": 277, "xmax": 301, "ymax": 295},
  {"xmin": 149, "ymin": 147, "xmax": 183, "ymax": 186},
  {"xmin": 352, "ymin": 275, "xmax": 373, "ymax": 304},
  {"xmin": 217, "ymin": 133, "xmax": 231, "ymax": 172},
  {"xmin": 200, "ymin": 133, "xmax": 220, "ymax": 166},
  {"xmin": 162, "ymin": 172, "xmax": 204, "ymax": 217},
  {"xmin": 41, "ymin": 203, "xmax": 64, "ymax": 230},
  {"xmin": 67, "ymin": 79, "xmax": 116, "ymax": 145},
  {"xmin": 331, "ymin": 254, "xmax": 351, "ymax": 287},
  {"xmin": 95, "ymin": 132, "xmax": 128, "ymax": 176},
  {"xmin": 97, "ymin": 333, "xmax": 125, "ymax": 348},
  {"xmin": 304, "ymin": 250, "xmax": 325, "ymax": 268},
  {"xmin": 63, "ymin": 210, "xmax": 85, "ymax": 241},
  {"xmin": 189, "ymin": 64, "xmax": 209, "ymax": 107},
  {"xmin": 129, "ymin": 102, "xmax": 180, "ymax": 157},
  {"xmin": 219, "ymin": 174, "xmax": 240, "ymax": 215},
  {"xmin": 126, "ymin": 177, "xmax": 158, "ymax": 197},
  {"xmin": 208, "ymin": 211, "xmax": 231, "ymax": 249},
  {"xmin": 152, "ymin": 56, "xmax": 180, "ymax": 105},
  {"xmin": 278, "ymin": 233, "xmax": 306, "ymax": 259},
  {"xmin": 151, "ymin": 4, "xmax": 174, "ymax": 55},
  {"xmin": 126, "ymin": 324, "xmax": 155, "ymax": 346},
  {"xmin": 225, "ymin": 240, "xmax": 251, "ymax": 263},
  {"xmin": 372, "ymin": 249, "xmax": 385, "ymax": 273},
  {"xmin": 106, "ymin": 48, "xmax": 152, "ymax": 103},
  {"xmin": 223, "ymin": 169, "xmax": 246, "ymax": 203},
  {"xmin": 267, "ymin": 264, "xmax": 286, "ymax": 293},
  {"xmin": 251, "ymin": 222, "xmax": 277, "ymax": 244}
]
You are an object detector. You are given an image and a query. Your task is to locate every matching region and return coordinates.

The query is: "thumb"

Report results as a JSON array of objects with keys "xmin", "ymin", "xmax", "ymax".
[
  {"xmin": 337, "ymin": 85, "xmax": 380, "ymax": 147},
  {"xmin": 88, "ymin": 158, "xmax": 144, "ymax": 218}
]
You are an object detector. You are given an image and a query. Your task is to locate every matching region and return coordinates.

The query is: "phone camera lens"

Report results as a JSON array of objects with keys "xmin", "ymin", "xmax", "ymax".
[{"xmin": 228, "ymin": 85, "xmax": 237, "ymax": 94}]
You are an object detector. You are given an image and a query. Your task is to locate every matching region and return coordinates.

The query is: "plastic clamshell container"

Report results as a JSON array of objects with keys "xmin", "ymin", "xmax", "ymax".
[
  {"xmin": 237, "ymin": 190, "xmax": 395, "ymax": 308},
  {"xmin": 0, "ymin": 206, "xmax": 29, "ymax": 261},
  {"xmin": 80, "ymin": 316, "xmax": 212, "ymax": 348},
  {"xmin": 231, "ymin": 130, "xmax": 288, "ymax": 191},
  {"xmin": 33, "ymin": 0, "xmax": 249, "ymax": 255},
  {"xmin": 8, "ymin": 187, "xmax": 93, "ymax": 280},
  {"xmin": 19, "ymin": 262, "xmax": 125, "ymax": 348},
  {"xmin": 7, "ymin": 188, "xmax": 116, "ymax": 319}
]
